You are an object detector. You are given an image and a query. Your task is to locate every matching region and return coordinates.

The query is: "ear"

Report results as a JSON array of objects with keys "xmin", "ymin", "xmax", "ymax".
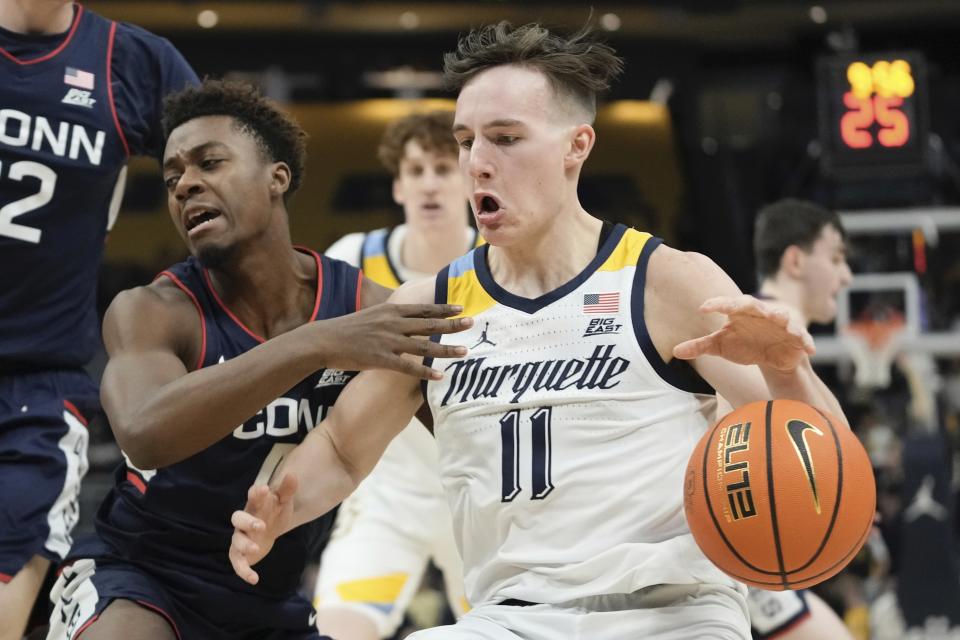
[
  {"xmin": 780, "ymin": 244, "xmax": 806, "ymax": 278},
  {"xmin": 391, "ymin": 177, "xmax": 405, "ymax": 206},
  {"xmin": 269, "ymin": 162, "xmax": 292, "ymax": 197},
  {"xmin": 564, "ymin": 124, "xmax": 596, "ymax": 170}
]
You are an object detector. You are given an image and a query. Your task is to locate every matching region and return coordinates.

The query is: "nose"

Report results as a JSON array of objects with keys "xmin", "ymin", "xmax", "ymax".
[
  {"xmin": 174, "ymin": 165, "xmax": 205, "ymax": 203},
  {"xmin": 421, "ymin": 168, "xmax": 441, "ymax": 192},
  {"xmin": 839, "ymin": 260, "xmax": 853, "ymax": 287},
  {"xmin": 466, "ymin": 140, "xmax": 494, "ymax": 181}
]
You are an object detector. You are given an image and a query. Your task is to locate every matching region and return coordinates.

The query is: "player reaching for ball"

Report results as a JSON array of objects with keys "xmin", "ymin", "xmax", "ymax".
[{"xmin": 229, "ymin": 23, "xmax": 848, "ymax": 640}]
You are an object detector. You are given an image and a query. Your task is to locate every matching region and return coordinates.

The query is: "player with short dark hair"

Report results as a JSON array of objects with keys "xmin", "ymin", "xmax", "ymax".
[
  {"xmin": 45, "ymin": 79, "xmax": 470, "ymax": 640},
  {"xmin": 753, "ymin": 198, "xmax": 850, "ymax": 326}
]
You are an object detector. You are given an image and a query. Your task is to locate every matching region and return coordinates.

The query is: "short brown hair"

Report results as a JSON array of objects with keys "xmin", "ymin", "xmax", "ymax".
[
  {"xmin": 163, "ymin": 79, "xmax": 307, "ymax": 202},
  {"xmin": 443, "ymin": 22, "xmax": 624, "ymax": 122},
  {"xmin": 377, "ymin": 111, "xmax": 457, "ymax": 177}
]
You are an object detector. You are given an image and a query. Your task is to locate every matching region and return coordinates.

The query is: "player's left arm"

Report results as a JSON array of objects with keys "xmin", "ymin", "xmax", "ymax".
[{"xmin": 646, "ymin": 246, "xmax": 846, "ymax": 422}]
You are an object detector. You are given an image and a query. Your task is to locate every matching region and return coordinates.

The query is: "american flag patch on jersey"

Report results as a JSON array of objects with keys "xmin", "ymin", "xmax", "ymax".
[
  {"xmin": 583, "ymin": 292, "xmax": 620, "ymax": 314},
  {"xmin": 64, "ymin": 67, "xmax": 94, "ymax": 90}
]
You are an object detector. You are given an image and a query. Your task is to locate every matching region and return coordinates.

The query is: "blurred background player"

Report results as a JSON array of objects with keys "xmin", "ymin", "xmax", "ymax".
[
  {"xmin": 45, "ymin": 79, "xmax": 470, "ymax": 639},
  {"xmin": 315, "ymin": 110, "xmax": 477, "ymax": 639},
  {"xmin": 748, "ymin": 198, "xmax": 856, "ymax": 640},
  {"xmin": 0, "ymin": 1, "xmax": 196, "ymax": 637}
]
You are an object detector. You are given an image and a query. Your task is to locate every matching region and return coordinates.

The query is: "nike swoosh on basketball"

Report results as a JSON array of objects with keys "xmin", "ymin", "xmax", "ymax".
[{"xmin": 786, "ymin": 419, "xmax": 824, "ymax": 514}]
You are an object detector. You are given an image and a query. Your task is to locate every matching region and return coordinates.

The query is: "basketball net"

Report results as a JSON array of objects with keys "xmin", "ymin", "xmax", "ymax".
[{"xmin": 841, "ymin": 309, "xmax": 906, "ymax": 390}]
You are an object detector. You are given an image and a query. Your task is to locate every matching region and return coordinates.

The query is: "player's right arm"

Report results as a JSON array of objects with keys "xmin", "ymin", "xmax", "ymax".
[
  {"xmin": 229, "ymin": 278, "xmax": 453, "ymax": 585},
  {"xmin": 647, "ymin": 246, "xmax": 847, "ymax": 422},
  {"xmin": 101, "ymin": 278, "xmax": 468, "ymax": 470}
]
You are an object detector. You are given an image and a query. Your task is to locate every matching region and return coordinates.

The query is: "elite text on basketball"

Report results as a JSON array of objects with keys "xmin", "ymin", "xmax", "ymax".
[{"xmin": 721, "ymin": 421, "xmax": 758, "ymax": 522}]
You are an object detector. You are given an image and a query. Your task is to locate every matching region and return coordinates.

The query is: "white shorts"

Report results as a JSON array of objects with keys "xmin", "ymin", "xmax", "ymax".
[
  {"xmin": 314, "ymin": 423, "xmax": 467, "ymax": 637},
  {"xmin": 408, "ymin": 583, "xmax": 750, "ymax": 640},
  {"xmin": 745, "ymin": 588, "xmax": 810, "ymax": 637}
]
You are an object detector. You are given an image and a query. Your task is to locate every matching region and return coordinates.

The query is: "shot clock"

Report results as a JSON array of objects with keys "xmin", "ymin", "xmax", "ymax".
[{"xmin": 817, "ymin": 52, "xmax": 929, "ymax": 179}]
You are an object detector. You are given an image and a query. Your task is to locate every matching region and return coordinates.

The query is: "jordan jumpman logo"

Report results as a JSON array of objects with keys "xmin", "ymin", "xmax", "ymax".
[{"xmin": 471, "ymin": 322, "xmax": 497, "ymax": 348}]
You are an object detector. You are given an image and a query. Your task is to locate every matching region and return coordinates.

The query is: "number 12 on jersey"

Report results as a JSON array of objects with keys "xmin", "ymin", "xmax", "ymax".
[
  {"xmin": 0, "ymin": 160, "xmax": 57, "ymax": 243},
  {"xmin": 500, "ymin": 407, "xmax": 554, "ymax": 502}
]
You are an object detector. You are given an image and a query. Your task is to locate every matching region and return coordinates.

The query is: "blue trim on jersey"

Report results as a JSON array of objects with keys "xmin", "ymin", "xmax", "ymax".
[
  {"xmin": 358, "ymin": 226, "xmax": 407, "ymax": 286},
  {"xmin": 420, "ymin": 265, "xmax": 450, "ymax": 404},
  {"xmin": 383, "ymin": 227, "xmax": 405, "ymax": 285},
  {"xmin": 367, "ymin": 603, "xmax": 395, "ymax": 615},
  {"xmin": 447, "ymin": 251, "xmax": 476, "ymax": 279},
  {"xmin": 434, "ymin": 265, "xmax": 450, "ymax": 309},
  {"xmin": 472, "ymin": 223, "xmax": 628, "ymax": 315},
  {"xmin": 630, "ymin": 238, "xmax": 715, "ymax": 396},
  {"xmin": 361, "ymin": 228, "xmax": 389, "ymax": 259}
]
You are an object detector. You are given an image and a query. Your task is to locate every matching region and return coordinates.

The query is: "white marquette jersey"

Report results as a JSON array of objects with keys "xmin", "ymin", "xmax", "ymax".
[{"xmin": 424, "ymin": 224, "xmax": 735, "ymax": 607}]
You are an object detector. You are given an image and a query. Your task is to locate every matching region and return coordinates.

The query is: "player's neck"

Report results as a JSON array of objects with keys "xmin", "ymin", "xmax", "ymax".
[
  {"xmin": 401, "ymin": 221, "xmax": 470, "ymax": 275},
  {"xmin": 759, "ymin": 278, "xmax": 810, "ymax": 327},
  {"xmin": 0, "ymin": 0, "xmax": 74, "ymax": 35},
  {"xmin": 488, "ymin": 209, "xmax": 602, "ymax": 298},
  {"xmin": 204, "ymin": 228, "xmax": 318, "ymax": 340}
]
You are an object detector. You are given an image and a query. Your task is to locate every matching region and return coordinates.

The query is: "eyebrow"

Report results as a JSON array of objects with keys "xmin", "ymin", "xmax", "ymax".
[
  {"xmin": 163, "ymin": 141, "xmax": 228, "ymax": 170},
  {"xmin": 452, "ymin": 118, "xmax": 524, "ymax": 134}
]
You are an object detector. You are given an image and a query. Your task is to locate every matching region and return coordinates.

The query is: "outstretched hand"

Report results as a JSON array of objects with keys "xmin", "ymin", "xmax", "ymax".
[
  {"xmin": 318, "ymin": 303, "xmax": 473, "ymax": 380},
  {"xmin": 229, "ymin": 474, "xmax": 298, "ymax": 586},
  {"xmin": 673, "ymin": 295, "xmax": 815, "ymax": 372}
]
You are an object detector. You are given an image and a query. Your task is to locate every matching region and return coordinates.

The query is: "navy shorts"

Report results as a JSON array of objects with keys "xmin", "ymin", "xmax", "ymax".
[
  {"xmin": 48, "ymin": 557, "xmax": 331, "ymax": 640},
  {"xmin": 0, "ymin": 369, "xmax": 96, "ymax": 580}
]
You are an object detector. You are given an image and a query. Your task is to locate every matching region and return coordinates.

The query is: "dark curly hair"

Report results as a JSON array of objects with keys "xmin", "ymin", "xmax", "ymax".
[
  {"xmin": 377, "ymin": 111, "xmax": 457, "ymax": 177},
  {"xmin": 443, "ymin": 22, "xmax": 624, "ymax": 122},
  {"xmin": 162, "ymin": 79, "xmax": 307, "ymax": 201}
]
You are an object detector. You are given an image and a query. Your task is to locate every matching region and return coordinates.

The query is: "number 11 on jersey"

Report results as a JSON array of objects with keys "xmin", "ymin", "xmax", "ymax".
[{"xmin": 500, "ymin": 407, "xmax": 554, "ymax": 502}]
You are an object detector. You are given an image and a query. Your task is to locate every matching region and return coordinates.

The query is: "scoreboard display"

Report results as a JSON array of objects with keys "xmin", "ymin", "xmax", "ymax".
[{"xmin": 817, "ymin": 52, "xmax": 929, "ymax": 178}]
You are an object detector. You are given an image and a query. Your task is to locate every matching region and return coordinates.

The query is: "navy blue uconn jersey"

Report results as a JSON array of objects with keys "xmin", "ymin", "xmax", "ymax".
[
  {"xmin": 69, "ymin": 249, "xmax": 362, "ymax": 597},
  {"xmin": 0, "ymin": 4, "xmax": 197, "ymax": 370}
]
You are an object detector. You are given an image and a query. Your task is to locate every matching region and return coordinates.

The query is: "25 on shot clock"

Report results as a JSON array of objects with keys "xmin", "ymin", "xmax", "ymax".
[{"xmin": 817, "ymin": 52, "xmax": 929, "ymax": 178}]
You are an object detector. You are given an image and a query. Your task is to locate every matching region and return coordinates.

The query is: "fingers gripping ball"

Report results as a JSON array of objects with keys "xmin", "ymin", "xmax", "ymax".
[{"xmin": 683, "ymin": 400, "xmax": 875, "ymax": 590}]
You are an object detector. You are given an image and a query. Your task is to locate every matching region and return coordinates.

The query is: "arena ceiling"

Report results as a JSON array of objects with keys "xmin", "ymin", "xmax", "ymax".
[{"xmin": 87, "ymin": 1, "xmax": 960, "ymax": 43}]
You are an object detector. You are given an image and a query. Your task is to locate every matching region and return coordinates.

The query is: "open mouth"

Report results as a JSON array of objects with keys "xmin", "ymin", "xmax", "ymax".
[
  {"xmin": 476, "ymin": 195, "xmax": 501, "ymax": 214},
  {"xmin": 185, "ymin": 208, "xmax": 222, "ymax": 232}
]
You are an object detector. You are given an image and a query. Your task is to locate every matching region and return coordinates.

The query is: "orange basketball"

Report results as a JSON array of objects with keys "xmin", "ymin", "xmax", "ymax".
[{"xmin": 683, "ymin": 399, "xmax": 876, "ymax": 590}]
